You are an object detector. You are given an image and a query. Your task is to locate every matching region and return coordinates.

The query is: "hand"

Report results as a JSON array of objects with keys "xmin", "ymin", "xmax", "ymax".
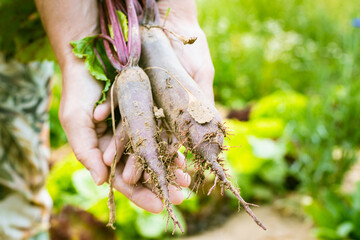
[
  {"xmin": 95, "ymin": 0, "xmax": 215, "ymax": 167},
  {"xmin": 157, "ymin": 0, "xmax": 215, "ymax": 104},
  {"xmin": 60, "ymin": 59, "xmax": 190, "ymax": 213},
  {"xmin": 94, "ymin": 0, "xmax": 214, "ymax": 205},
  {"xmin": 59, "ymin": 59, "xmax": 109, "ymax": 186},
  {"xmin": 36, "ymin": 0, "xmax": 190, "ymax": 214}
]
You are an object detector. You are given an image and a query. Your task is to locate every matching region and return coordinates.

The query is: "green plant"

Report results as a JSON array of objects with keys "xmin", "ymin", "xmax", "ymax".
[
  {"xmin": 47, "ymin": 153, "xmax": 187, "ymax": 239},
  {"xmin": 197, "ymin": 0, "xmax": 360, "ymax": 108},
  {"xmin": 304, "ymin": 182, "xmax": 360, "ymax": 239},
  {"xmin": 290, "ymin": 83, "xmax": 360, "ymax": 195}
]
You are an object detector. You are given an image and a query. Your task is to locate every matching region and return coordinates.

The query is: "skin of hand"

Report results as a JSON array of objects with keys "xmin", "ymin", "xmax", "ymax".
[
  {"xmin": 96, "ymin": 0, "xmax": 216, "ymax": 187},
  {"xmin": 158, "ymin": 0, "xmax": 215, "ymax": 103},
  {"xmin": 35, "ymin": 0, "xmax": 190, "ymax": 213}
]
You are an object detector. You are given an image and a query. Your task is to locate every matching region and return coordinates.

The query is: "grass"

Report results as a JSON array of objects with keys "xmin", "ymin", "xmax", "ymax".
[{"xmin": 196, "ymin": 0, "xmax": 360, "ymax": 108}]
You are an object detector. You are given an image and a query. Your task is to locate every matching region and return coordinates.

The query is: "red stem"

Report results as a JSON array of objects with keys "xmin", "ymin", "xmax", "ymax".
[
  {"xmin": 133, "ymin": 0, "xmax": 143, "ymax": 17},
  {"xmin": 141, "ymin": 0, "xmax": 159, "ymax": 25},
  {"xmin": 93, "ymin": 40, "xmax": 108, "ymax": 75},
  {"xmin": 114, "ymin": 0, "xmax": 126, "ymax": 14},
  {"xmin": 105, "ymin": 0, "xmax": 129, "ymax": 64},
  {"xmin": 126, "ymin": 0, "xmax": 141, "ymax": 66},
  {"xmin": 99, "ymin": 2, "xmax": 123, "ymax": 70}
]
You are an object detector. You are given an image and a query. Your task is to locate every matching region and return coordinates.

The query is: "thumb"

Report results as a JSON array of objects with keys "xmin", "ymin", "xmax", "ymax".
[{"xmin": 60, "ymin": 108, "xmax": 108, "ymax": 185}]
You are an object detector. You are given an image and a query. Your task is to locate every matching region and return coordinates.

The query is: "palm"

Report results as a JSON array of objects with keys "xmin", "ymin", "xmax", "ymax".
[{"xmin": 157, "ymin": 0, "xmax": 215, "ymax": 103}]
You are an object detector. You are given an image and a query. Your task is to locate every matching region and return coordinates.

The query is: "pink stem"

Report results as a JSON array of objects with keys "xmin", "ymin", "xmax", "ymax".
[
  {"xmin": 105, "ymin": 0, "xmax": 129, "ymax": 64},
  {"xmin": 141, "ymin": 0, "xmax": 160, "ymax": 25},
  {"xmin": 126, "ymin": 0, "xmax": 141, "ymax": 66},
  {"xmin": 114, "ymin": 0, "xmax": 126, "ymax": 14},
  {"xmin": 99, "ymin": 2, "xmax": 123, "ymax": 70},
  {"xmin": 133, "ymin": 0, "xmax": 143, "ymax": 17},
  {"xmin": 93, "ymin": 41, "xmax": 108, "ymax": 75}
]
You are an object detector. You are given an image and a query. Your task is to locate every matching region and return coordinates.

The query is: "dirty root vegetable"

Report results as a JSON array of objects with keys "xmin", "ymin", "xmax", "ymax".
[
  {"xmin": 71, "ymin": 0, "xmax": 266, "ymax": 234},
  {"xmin": 99, "ymin": 0, "xmax": 183, "ymax": 232},
  {"xmin": 115, "ymin": 67, "xmax": 183, "ymax": 232},
  {"xmin": 139, "ymin": 0, "xmax": 266, "ymax": 231}
]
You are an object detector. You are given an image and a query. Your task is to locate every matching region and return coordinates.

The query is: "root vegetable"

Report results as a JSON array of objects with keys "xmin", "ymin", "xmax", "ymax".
[
  {"xmin": 100, "ymin": 0, "xmax": 183, "ymax": 232},
  {"xmin": 115, "ymin": 66, "xmax": 183, "ymax": 233},
  {"xmin": 139, "ymin": 2, "xmax": 266, "ymax": 230}
]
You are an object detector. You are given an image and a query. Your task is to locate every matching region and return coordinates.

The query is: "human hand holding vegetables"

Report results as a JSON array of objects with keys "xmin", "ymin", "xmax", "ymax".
[
  {"xmin": 36, "ymin": 0, "xmax": 266, "ymax": 232},
  {"xmin": 96, "ymin": 0, "xmax": 216, "ymax": 186},
  {"xmin": 34, "ymin": 0, "xmax": 192, "ymax": 213}
]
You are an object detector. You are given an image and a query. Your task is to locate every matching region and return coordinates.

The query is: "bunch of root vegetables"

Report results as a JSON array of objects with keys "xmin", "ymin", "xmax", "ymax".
[{"xmin": 71, "ymin": 0, "xmax": 266, "ymax": 234}]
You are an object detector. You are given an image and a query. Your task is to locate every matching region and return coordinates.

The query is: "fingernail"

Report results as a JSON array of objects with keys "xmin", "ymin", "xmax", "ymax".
[
  {"xmin": 185, "ymin": 173, "xmax": 191, "ymax": 185},
  {"xmin": 90, "ymin": 170, "xmax": 100, "ymax": 185},
  {"xmin": 169, "ymin": 185, "xmax": 180, "ymax": 192}
]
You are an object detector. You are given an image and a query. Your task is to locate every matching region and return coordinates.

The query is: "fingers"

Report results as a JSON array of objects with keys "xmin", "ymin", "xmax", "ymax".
[
  {"xmin": 60, "ymin": 109, "xmax": 108, "ymax": 185},
  {"xmin": 174, "ymin": 169, "xmax": 191, "ymax": 187},
  {"xmin": 95, "ymin": 121, "xmax": 108, "ymax": 138},
  {"xmin": 122, "ymin": 154, "xmax": 143, "ymax": 184},
  {"xmin": 113, "ymin": 164, "xmax": 164, "ymax": 214},
  {"xmin": 162, "ymin": 22, "xmax": 215, "ymax": 105},
  {"xmin": 93, "ymin": 91, "xmax": 118, "ymax": 122},
  {"xmin": 175, "ymin": 151, "xmax": 186, "ymax": 169},
  {"xmin": 103, "ymin": 121, "xmax": 129, "ymax": 166},
  {"xmin": 142, "ymin": 167, "xmax": 191, "ymax": 205},
  {"xmin": 190, "ymin": 29, "xmax": 215, "ymax": 105},
  {"xmin": 168, "ymin": 185, "xmax": 184, "ymax": 205},
  {"xmin": 60, "ymin": 64, "xmax": 110, "ymax": 185},
  {"xmin": 123, "ymin": 151, "xmax": 187, "ymax": 185}
]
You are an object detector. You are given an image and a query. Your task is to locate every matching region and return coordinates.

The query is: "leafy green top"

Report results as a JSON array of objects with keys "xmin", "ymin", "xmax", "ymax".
[
  {"xmin": 70, "ymin": 11, "xmax": 128, "ymax": 104},
  {"xmin": 71, "ymin": 36, "xmax": 117, "ymax": 105}
]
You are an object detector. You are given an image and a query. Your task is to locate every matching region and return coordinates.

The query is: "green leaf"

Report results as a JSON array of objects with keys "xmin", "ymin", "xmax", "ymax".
[
  {"xmin": 336, "ymin": 222, "xmax": 353, "ymax": 238},
  {"xmin": 135, "ymin": 213, "xmax": 164, "ymax": 238},
  {"xmin": 250, "ymin": 91, "xmax": 308, "ymax": 122},
  {"xmin": 71, "ymin": 169, "xmax": 108, "ymax": 209},
  {"xmin": 14, "ymin": 36, "xmax": 56, "ymax": 62},
  {"xmin": 224, "ymin": 120, "xmax": 267, "ymax": 174},
  {"xmin": 304, "ymin": 200, "xmax": 337, "ymax": 228},
  {"xmin": 135, "ymin": 207, "xmax": 186, "ymax": 238},
  {"xmin": 0, "ymin": 0, "xmax": 56, "ymax": 62},
  {"xmin": 46, "ymin": 153, "xmax": 84, "ymax": 211},
  {"xmin": 313, "ymin": 227, "xmax": 340, "ymax": 239},
  {"xmin": 115, "ymin": 10, "xmax": 129, "ymax": 42},
  {"xmin": 70, "ymin": 36, "xmax": 116, "ymax": 104},
  {"xmin": 165, "ymin": 7, "xmax": 171, "ymax": 19},
  {"xmin": 71, "ymin": 36, "xmax": 107, "ymax": 81},
  {"xmin": 108, "ymin": 11, "xmax": 128, "ymax": 43},
  {"xmin": 108, "ymin": 24, "xmax": 115, "ymax": 40},
  {"xmin": 352, "ymin": 182, "xmax": 360, "ymax": 212}
]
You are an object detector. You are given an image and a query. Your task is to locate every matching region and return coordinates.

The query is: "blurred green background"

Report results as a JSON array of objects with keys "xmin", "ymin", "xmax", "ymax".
[{"xmin": 46, "ymin": 0, "xmax": 360, "ymax": 239}]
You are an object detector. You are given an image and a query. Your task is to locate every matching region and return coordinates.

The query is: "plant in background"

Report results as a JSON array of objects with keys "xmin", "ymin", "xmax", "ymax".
[
  {"xmin": 291, "ymin": 83, "xmax": 360, "ymax": 195},
  {"xmin": 47, "ymin": 153, "xmax": 187, "ymax": 239},
  {"xmin": 224, "ymin": 91, "xmax": 307, "ymax": 201},
  {"xmin": 304, "ymin": 183, "xmax": 360, "ymax": 239}
]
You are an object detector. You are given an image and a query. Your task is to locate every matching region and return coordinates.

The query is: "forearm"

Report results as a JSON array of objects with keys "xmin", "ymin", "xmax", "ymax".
[{"xmin": 35, "ymin": 0, "xmax": 99, "ymax": 69}]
